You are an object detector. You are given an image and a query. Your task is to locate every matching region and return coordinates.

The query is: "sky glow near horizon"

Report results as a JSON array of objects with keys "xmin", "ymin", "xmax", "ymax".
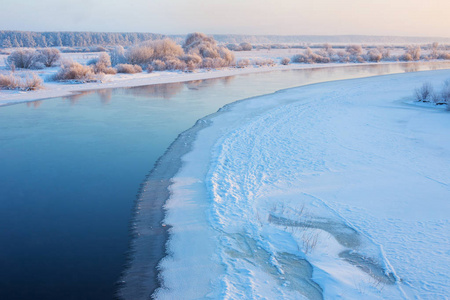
[{"xmin": 0, "ymin": 0, "xmax": 449, "ymax": 37}]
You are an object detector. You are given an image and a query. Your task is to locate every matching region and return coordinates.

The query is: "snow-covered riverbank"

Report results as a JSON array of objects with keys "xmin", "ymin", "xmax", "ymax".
[
  {"xmin": 1, "ymin": 53, "xmax": 449, "ymax": 107},
  {"xmin": 141, "ymin": 70, "xmax": 450, "ymax": 299}
]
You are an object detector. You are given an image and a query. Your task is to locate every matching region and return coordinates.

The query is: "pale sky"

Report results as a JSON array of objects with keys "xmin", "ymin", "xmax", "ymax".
[{"xmin": 1, "ymin": 0, "xmax": 449, "ymax": 37}]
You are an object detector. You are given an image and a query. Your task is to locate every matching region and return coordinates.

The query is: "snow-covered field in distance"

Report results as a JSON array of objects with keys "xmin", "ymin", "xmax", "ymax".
[{"xmin": 152, "ymin": 69, "xmax": 450, "ymax": 299}]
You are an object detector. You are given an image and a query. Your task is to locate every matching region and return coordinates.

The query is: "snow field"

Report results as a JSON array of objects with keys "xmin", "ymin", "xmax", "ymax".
[{"xmin": 156, "ymin": 69, "xmax": 450, "ymax": 299}]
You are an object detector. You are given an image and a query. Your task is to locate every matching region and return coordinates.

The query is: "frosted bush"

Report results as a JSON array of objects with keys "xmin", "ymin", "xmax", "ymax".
[
  {"xmin": 110, "ymin": 46, "xmax": 126, "ymax": 66},
  {"xmin": 143, "ymin": 39, "xmax": 184, "ymax": 60},
  {"xmin": 236, "ymin": 59, "xmax": 250, "ymax": 68},
  {"xmin": 38, "ymin": 48, "xmax": 61, "ymax": 67},
  {"xmin": 441, "ymin": 80, "xmax": 450, "ymax": 104},
  {"xmin": 164, "ymin": 57, "xmax": 186, "ymax": 71},
  {"xmin": 7, "ymin": 49, "xmax": 43, "ymax": 69},
  {"xmin": 115, "ymin": 64, "xmax": 142, "ymax": 74},
  {"xmin": 226, "ymin": 44, "xmax": 242, "ymax": 51},
  {"xmin": 366, "ymin": 49, "xmax": 382, "ymax": 62},
  {"xmin": 254, "ymin": 58, "xmax": 275, "ymax": 66},
  {"xmin": 438, "ymin": 52, "xmax": 450, "ymax": 60},
  {"xmin": 151, "ymin": 60, "xmax": 167, "ymax": 71},
  {"xmin": 403, "ymin": 46, "xmax": 421, "ymax": 61},
  {"xmin": 292, "ymin": 48, "xmax": 330, "ymax": 64},
  {"xmin": 0, "ymin": 73, "xmax": 43, "ymax": 90},
  {"xmin": 54, "ymin": 60, "xmax": 96, "ymax": 82},
  {"xmin": 90, "ymin": 53, "xmax": 116, "ymax": 74},
  {"xmin": 401, "ymin": 53, "xmax": 413, "ymax": 61},
  {"xmin": 125, "ymin": 45, "xmax": 154, "ymax": 66},
  {"xmin": 239, "ymin": 42, "xmax": 252, "ymax": 51},
  {"xmin": 183, "ymin": 32, "xmax": 235, "ymax": 68},
  {"xmin": 346, "ymin": 45, "xmax": 363, "ymax": 56},
  {"xmin": 281, "ymin": 57, "xmax": 290, "ymax": 65},
  {"xmin": 415, "ymin": 82, "xmax": 433, "ymax": 102},
  {"xmin": 201, "ymin": 57, "xmax": 214, "ymax": 69}
]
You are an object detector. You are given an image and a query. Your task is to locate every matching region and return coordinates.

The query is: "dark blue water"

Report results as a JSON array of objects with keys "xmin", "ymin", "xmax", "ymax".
[{"xmin": 1, "ymin": 62, "xmax": 449, "ymax": 300}]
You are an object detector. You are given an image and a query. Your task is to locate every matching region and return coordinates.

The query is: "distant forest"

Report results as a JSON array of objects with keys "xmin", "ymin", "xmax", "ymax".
[
  {"xmin": 1, "ymin": 30, "xmax": 450, "ymax": 49},
  {"xmin": 0, "ymin": 31, "xmax": 164, "ymax": 48}
]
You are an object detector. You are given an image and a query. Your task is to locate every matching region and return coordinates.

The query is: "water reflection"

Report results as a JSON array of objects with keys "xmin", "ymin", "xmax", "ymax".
[{"xmin": 24, "ymin": 61, "xmax": 450, "ymax": 109}]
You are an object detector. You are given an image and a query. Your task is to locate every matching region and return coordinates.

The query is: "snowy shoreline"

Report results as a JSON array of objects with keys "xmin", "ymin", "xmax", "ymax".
[
  {"xmin": 0, "ymin": 61, "xmax": 445, "ymax": 107},
  {"xmin": 127, "ymin": 69, "xmax": 450, "ymax": 299}
]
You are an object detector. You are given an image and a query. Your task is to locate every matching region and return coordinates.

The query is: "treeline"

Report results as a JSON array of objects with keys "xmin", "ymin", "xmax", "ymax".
[{"xmin": 0, "ymin": 31, "xmax": 164, "ymax": 48}]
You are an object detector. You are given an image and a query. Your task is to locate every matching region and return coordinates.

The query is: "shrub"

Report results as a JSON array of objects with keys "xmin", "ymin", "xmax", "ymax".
[
  {"xmin": 6, "ymin": 49, "xmax": 43, "ymax": 69},
  {"xmin": 281, "ymin": 57, "xmax": 291, "ymax": 65},
  {"xmin": 405, "ymin": 46, "xmax": 421, "ymax": 61},
  {"xmin": 183, "ymin": 32, "xmax": 235, "ymax": 68},
  {"xmin": 143, "ymin": 39, "xmax": 184, "ymax": 60},
  {"xmin": 110, "ymin": 46, "xmax": 126, "ymax": 66},
  {"xmin": 346, "ymin": 45, "xmax": 363, "ymax": 56},
  {"xmin": 0, "ymin": 73, "xmax": 43, "ymax": 90},
  {"xmin": 89, "ymin": 53, "xmax": 116, "ymax": 74},
  {"xmin": 0, "ymin": 74, "xmax": 20, "ymax": 89},
  {"xmin": 146, "ymin": 64, "xmax": 154, "ymax": 73},
  {"xmin": 54, "ymin": 61, "xmax": 96, "ymax": 82},
  {"xmin": 151, "ymin": 60, "xmax": 167, "ymax": 71},
  {"xmin": 180, "ymin": 54, "xmax": 202, "ymax": 66},
  {"xmin": 415, "ymin": 82, "xmax": 433, "ymax": 102},
  {"xmin": 38, "ymin": 48, "xmax": 61, "ymax": 67},
  {"xmin": 183, "ymin": 32, "xmax": 215, "ymax": 52},
  {"xmin": 438, "ymin": 52, "xmax": 450, "ymax": 60},
  {"xmin": 236, "ymin": 59, "xmax": 250, "ymax": 68},
  {"xmin": 366, "ymin": 49, "xmax": 382, "ymax": 62},
  {"xmin": 239, "ymin": 42, "xmax": 252, "ymax": 51},
  {"xmin": 115, "ymin": 64, "xmax": 143, "ymax": 74},
  {"xmin": 164, "ymin": 57, "xmax": 186, "ymax": 70},
  {"xmin": 292, "ymin": 48, "xmax": 330, "ymax": 64},
  {"xmin": 254, "ymin": 58, "xmax": 275, "ymax": 66},
  {"xmin": 125, "ymin": 45, "xmax": 154, "ymax": 66},
  {"xmin": 226, "ymin": 44, "xmax": 242, "ymax": 51},
  {"xmin": 441, "ymin": 80, "xmax": 450, "ymax": 104}
]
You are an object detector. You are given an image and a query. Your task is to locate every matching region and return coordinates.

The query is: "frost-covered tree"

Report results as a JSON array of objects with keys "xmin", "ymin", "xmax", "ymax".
[{"xmin": 38, "ymin": 48, "xmax": 61, "ymax": 67}]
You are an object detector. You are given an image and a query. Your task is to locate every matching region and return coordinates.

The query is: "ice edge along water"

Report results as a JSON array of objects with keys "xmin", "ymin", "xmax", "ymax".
[{"xmin": 121, "ymin": 69, "xmax": 450, "ymax": 299}]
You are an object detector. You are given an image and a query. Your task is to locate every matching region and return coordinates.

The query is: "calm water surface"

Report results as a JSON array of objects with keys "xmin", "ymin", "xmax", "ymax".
[{"xmin": 1, "ymin": 62, "xmax": 449, "ymax": 299}]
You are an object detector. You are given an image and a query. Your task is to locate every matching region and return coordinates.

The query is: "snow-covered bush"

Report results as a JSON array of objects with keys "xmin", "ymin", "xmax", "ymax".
[
  {"xmin": 226, "ymin": 44, "xmax": 242, "ymax": 51},
  {"xmin": 54, "ymin": 61, "xmax": 96, "ymax": 82},
  {"xmin": 441, "ymin": 80, "xmax": 450, "ymax": 104},
  {"xmin": 144, "ymin": 39, "xmax": 184, "ymax": 60},
  {"xmin": 346, "ymin": 45, "xmax": 363, "ymax": 56},
  {"xmin": 6, "ymin": 49, "xmax": 43, "ymax": 69},
  {"xmin": 125, "ymin": 45, "xmax": 154, "ymax": 66},
  {"xmin": 0, "ymin": 73, "xmax": 42, "ymax": 90},
  {"xmin": 115, "ymin": 64, "xmax": 142, "ymax": 74},
  {"xmin": 164, "ymin": 57, "xmax": 186, "ymax": 70},
  {"xmin": 89, "ymin": 53, "xmax": 116, "ymax": 74},
  {"xmin": 150, "ymin": 59, "xmax": 167, "ymax": 71},
  {"xmin": 38, "ymin": 48, "xmax": 61, "ymax": 67},
  {"xmin": 281, "ymin": 57, "xmax": 290, "ymax": 65},
  {"xmin": 438, "ymin": 52, "xmax": 450, "ymax": 60},
  {"xmin": 400, "ymin": 53, "xmax": 413, "ymax": 61},
  {"xmin": 239, "ymin": 42, "xmax": 252, "ymax": 51},
  {"xmin": 183, "ymin": 32, "xmax": 235, "ymax": 68},
  {"xmin": 292, "ymin": 47, "xmax": 330, "ymax": 64},
  {"xmin": 403, "ymin": 46, "xmax": 421, "ymax": 61},
  {"xmin": 254, "ymin": 58, "xmax": 275, "ymax": 66},
  {"xmin": 236, "ymin": 59, "xmax": 250, "ymax": 68},
  {"xmin": 415, "ymin": 82, "xmax": 434, "ymax": 102},
  {"xmin": 366, "ymin": 49, "xmax": 382, "ymax": 62},
  {"xmin": 146, "ymin": 64, "xmax": 154, "ymax": 73},
  {"xmin": 110, "ymin": 46, "xmax": 126, "ymax": 66}
]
